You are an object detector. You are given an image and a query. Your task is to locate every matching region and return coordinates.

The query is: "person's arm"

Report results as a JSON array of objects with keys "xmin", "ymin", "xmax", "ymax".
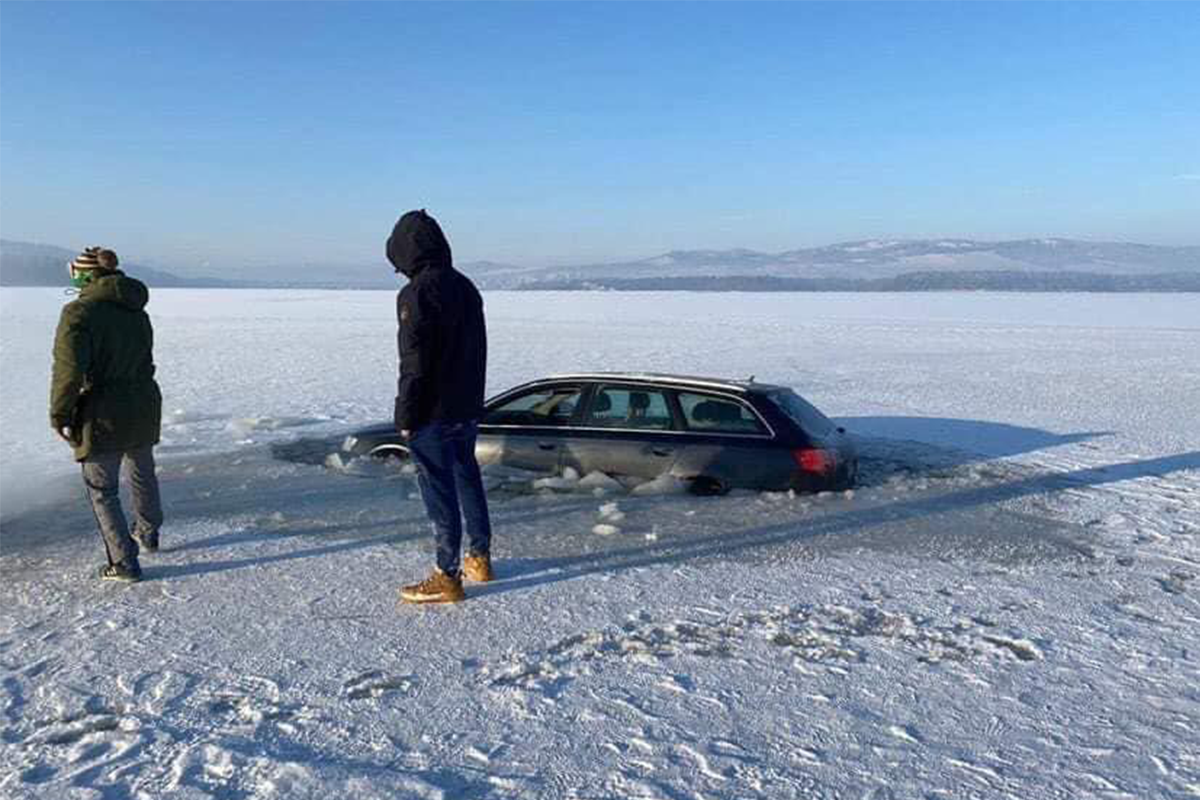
[
  {"xmin": 394, "ymin": 286, "xmax": 433, "ymax": 433},
  {"xmin": 49, "ymin": 304, "xmax": 90, "ymax": 443}
]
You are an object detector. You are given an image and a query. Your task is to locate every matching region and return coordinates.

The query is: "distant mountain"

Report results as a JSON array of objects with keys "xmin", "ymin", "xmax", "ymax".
[
  {"xmin": 0, "ymin": 241, "xmax": 243, "ymax": 288},
  {"xmin": 0, "ymin": 240, "xmax": 521, "ymax": 290},
  {"xmin": 265, "ymin": 260, "xmax": 530, "ymax": 290},
  {"xmin": 480, "ymin": 238, "xmax": 1200, "ymax": 288},
  {"xmin": 5, "ymin": 238, "xmax": 1197, "ymax": 292},
  {"xmin": 521, "ymin": 271, "xmax": 1200, "ymax": 293},
  {"xmin": 457, "ymin": 260, "xmax": 537, "ymax": 283}
]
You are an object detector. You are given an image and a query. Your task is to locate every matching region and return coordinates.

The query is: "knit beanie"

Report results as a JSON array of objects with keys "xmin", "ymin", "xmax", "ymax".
[
  {"xmin": 68, "ymin": 247, "xmax": 119, "ymax": 287},
  {"xmin": 70, "ymin": 247, "xmax": 119, "ymax": 272}
]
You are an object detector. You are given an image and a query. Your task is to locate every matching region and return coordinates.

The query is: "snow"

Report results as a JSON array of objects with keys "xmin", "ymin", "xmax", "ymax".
[
  {"xmin": 841, "ymin": 240, "xmax": 900, "ymax": 252},
  {"xmin": 579, "ymin": 471, "xmax": 623, "ymax": 493},
  {"xmin": 2, "ymin": 288, "xmax": 1199, "ymax": 798}
]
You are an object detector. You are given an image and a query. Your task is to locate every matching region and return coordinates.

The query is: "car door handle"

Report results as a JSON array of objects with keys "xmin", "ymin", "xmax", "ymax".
[
  {"xmin": 649, "ymin": 447, "xmax": 673, "ymax": 457},
  {"xmin": 537, "ymin": 442, "xmax": 558, "ymax": 451}
]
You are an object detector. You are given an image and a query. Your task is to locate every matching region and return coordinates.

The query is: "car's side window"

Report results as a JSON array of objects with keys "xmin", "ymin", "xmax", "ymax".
[
  {"xmin": 586, "ymin": 386, "xmax": 673, "ymax": 430},
  {"xmin": 483, "ymin": 386, "xmax": 582, "ymax": 427},
  {"xmin": 678, "ymin": 392, "xmax": 767, "ymax": 435}
]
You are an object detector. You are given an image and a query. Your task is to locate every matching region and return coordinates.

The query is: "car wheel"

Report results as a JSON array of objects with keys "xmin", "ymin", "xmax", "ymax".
[
  {"xmin": 370, "ymin": 445, "xmax": 410, "ymax": 463},
  {"xmin": 688, "ymin": 476, "xmax": 728, "ymax": 496}
]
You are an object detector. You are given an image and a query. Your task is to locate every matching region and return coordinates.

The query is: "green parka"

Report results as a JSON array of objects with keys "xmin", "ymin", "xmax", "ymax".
[{"xmin": 49, "ymin": 270, "xmax": 162, "ymax": 461}]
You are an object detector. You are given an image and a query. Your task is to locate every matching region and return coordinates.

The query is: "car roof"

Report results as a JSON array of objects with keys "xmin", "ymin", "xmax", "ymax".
[{"xmin": 543, "ymin": 372, "xmax": 788, "ymax": 395}]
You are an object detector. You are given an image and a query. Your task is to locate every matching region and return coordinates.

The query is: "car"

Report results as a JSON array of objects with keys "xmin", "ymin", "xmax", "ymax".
[{"xmin": 342, "ymin": 373, "xmax": 858, "ymax": 494}]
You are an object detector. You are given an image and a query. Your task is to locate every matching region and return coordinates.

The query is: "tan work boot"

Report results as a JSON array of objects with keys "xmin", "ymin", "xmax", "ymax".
[
  {"xmin": 462, "ymin": 553, "xmax": 494, "ymax": 583},
  {"xmin": 399, "ymin": 569, "xmax": 465, "ymax": 604}
]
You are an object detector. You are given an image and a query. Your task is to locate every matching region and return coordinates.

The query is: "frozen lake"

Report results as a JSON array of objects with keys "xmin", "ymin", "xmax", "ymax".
[
  {"xmin": 2, "ymin": 288, "xmax": 1199, "ymax": 798},
  {"xmin": 3, "ymin": 288, "xmax": 1198, "ymax": 517}
]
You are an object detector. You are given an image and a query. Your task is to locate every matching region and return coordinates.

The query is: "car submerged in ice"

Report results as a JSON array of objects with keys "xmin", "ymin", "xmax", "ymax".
[{"xmin": 342, "ymin": 373, "xmax": 858, "ymax": 495}]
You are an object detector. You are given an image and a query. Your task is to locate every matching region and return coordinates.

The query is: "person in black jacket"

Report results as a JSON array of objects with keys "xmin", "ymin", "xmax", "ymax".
[{"xmin": 387, "ymin": 210, "xmax": 493, "ymax": 604}]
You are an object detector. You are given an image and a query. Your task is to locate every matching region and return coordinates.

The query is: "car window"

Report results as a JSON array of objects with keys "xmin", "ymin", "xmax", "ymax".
[
  {"xmin": 483, "ymin": 387, "xmax": 582, "ymax": 427},
  {"xmin": 767, "ymin": 390, "xmax": 836, "ymax": 436},
  {"xmin": 678, "ymin": 392, "xmax": 767, "ymax": 435},
  {"xmin": 586, "ymin": 386, "xmax": 673, "ymax": 430}
]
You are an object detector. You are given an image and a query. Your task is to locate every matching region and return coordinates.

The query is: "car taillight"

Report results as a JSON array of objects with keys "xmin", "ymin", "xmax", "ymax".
[{"xmin": 793, "ymin": 448, "xmax": 835, "ymax": 474}]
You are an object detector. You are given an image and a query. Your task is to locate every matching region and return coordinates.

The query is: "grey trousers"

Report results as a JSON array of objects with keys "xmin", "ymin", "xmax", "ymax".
[{"xmin": 82, "ymin": 445, "xmax": 163, "ymax": 565}]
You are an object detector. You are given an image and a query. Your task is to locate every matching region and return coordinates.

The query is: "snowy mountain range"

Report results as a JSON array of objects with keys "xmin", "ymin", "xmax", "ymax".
[
  {"xmin": 478, "ymin": 238, "xmax": 1200, "ymax": 289},
  {"xmin": 0, "ymin": 241, "xmax": 240, "ymax": 288},
  {"xmin": 3, "ymin": 237, "xmax": 1198, "ymax": 291}
]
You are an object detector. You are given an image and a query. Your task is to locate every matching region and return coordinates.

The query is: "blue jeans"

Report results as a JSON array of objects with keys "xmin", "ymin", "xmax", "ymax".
[{"xmin": 407, "ymin": 420, "xmax": 492, "ymax": 576}]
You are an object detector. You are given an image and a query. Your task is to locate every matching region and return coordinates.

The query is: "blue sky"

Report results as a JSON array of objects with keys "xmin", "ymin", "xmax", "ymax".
[{"xmin": 1, "ymin": 2, "xmax": 1197, "ymax": 274}]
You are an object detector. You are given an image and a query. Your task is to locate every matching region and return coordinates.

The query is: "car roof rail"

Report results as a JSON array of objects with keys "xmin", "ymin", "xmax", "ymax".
[{"xmin": 545, "ymin": 372, "xmax": 762, "ymax": 394}]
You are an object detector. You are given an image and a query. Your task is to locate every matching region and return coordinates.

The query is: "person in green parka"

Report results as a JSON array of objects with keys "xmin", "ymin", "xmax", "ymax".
[{"xmin": 50, "ymin": 246, "xmax": 164, "ymax": 582}]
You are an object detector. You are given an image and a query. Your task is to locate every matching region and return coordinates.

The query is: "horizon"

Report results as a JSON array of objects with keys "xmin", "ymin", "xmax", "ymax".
[
  {"xmin": 4, "ymin": 234, "xmax": 1198, "ymax": 282},
  {"xmin": 2, "ymin": 3, "xmax": 1198, "ymax": 275}
]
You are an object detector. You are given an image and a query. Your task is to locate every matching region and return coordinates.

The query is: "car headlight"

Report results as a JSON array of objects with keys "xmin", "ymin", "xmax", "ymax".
[{"xmin": 342, "ymin": 435, "xmax": 358, "ymax": 452}]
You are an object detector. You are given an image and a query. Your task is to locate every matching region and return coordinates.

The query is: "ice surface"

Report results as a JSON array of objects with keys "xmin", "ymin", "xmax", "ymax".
[
  {"xmin": 2, "ymin": 288, "xmax": 1199, "ymax": 799},
  {"xmin": 579, "ymin": 471, "xmax": 623, "ymax": 492},
  {"xmin": 630, "ymin": 473, "xmax": 689, "ymax": 496}
]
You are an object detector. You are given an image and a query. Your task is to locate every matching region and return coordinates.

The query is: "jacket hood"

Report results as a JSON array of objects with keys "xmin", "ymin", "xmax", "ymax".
[
  {"xmin": 386, "ymin": 210, "xmax": 452, "ymax": 278},
  {"xmin": 80, "ymin": 271, "xmax": 149, "ymax": 311}
]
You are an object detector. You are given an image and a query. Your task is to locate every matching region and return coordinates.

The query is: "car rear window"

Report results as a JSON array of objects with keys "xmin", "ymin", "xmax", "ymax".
[
  {"xmin": 678, "ymin": 392, "xmax": 767, "ymax": 435},
  {"xmin": 767, "ymin": 390, "xmax": 836, "ymax": 436}
]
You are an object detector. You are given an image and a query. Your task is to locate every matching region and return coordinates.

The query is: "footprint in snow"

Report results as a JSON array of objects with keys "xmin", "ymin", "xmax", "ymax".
[
  {"xmin": 1157, "ymin": 571, "xmax": 1194, "ymax": 594},
  {"xmin": 343, "ymin": 670, "xmax": 415, "ymax": 700},
  {"xmin": 887, "ymin": 724, "xmax": 922, "ymax": 745}
]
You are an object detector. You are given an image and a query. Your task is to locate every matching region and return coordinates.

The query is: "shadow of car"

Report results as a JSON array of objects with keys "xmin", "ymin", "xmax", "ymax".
[
  {"xmin": 342, "ymin": 373, "xmax": 858, "ymax": 494},
  {"xmin": 838, "ymin": 416, "xmax": 1111, "ymax": 464}
]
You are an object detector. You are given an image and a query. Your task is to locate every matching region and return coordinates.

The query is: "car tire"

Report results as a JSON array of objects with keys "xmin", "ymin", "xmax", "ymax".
[
  {"xmin": 688, "ymin": 476, "xmax": 728, "ymax": 497},
  {"xmin": 370, "ymin": 445, "xmax": 410, "ymax": 463}
]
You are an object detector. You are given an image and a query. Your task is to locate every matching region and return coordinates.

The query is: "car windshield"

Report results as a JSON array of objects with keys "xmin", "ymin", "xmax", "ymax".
[{"xmin": 767, "ymin": 390, "xmax": 836, "ymax": 436}]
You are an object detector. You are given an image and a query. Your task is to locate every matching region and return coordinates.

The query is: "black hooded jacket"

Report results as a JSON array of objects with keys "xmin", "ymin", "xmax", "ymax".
[{"xmin": 387, "ymin": 210, "xmax": 487, "ymax": 431}]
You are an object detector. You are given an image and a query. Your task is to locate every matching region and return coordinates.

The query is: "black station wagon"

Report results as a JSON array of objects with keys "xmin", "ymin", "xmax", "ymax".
[{"xmin": 342, "ymin": 373, "xmax": 857, "ymax": 494}]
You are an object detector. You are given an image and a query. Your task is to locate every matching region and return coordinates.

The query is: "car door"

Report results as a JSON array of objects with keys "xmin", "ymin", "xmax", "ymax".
[
  {"xmin": 558, "ymin": 384, "xmax": 681, "ymax": 480},
  {"xmin": 668, "ymin": 390, "xmax": 785, "ymax": 490},
  {"xmin": 477, "ymin": 383, "xmax": 583, "ymax": 472}
]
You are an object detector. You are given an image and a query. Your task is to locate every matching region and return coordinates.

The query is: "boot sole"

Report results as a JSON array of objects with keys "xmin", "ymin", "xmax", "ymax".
[
  {"xmin": 399, "ymin": 592, "xmax": 464, "ymax": 604},
  {"xmin": 101, "ymin": 574, "xmax": 142, "ymax": 583}
]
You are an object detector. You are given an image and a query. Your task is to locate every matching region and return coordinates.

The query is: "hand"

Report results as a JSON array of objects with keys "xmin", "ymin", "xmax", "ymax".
[
  {"xmin": 400, "ymin": 429, "xmax": 412, "ymax": 441},
  {"xmin": 55, "ymin": 425, "xmax": 74, "ymax": 444}
]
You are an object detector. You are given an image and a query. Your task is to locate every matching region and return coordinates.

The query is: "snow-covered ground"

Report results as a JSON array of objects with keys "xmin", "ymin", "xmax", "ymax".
[{"xmin": 2, "ymin": 288, "xmax": 1198, "ymax": 799}]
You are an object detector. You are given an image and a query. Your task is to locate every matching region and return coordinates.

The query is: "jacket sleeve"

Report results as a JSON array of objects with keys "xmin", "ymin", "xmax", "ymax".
[
  {"xmin": 394, "ymin": 286, "xmax": 434, "ymax": 431},
  {"xmin": 49, "ymin": 304, "xmax": 91, "ymax": 429}
]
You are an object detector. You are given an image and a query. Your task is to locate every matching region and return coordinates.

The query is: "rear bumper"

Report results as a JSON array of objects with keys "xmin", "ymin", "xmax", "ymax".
[{"xmin": 789, "ymin": 457, "xmax": 857, "ymax": 493}]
